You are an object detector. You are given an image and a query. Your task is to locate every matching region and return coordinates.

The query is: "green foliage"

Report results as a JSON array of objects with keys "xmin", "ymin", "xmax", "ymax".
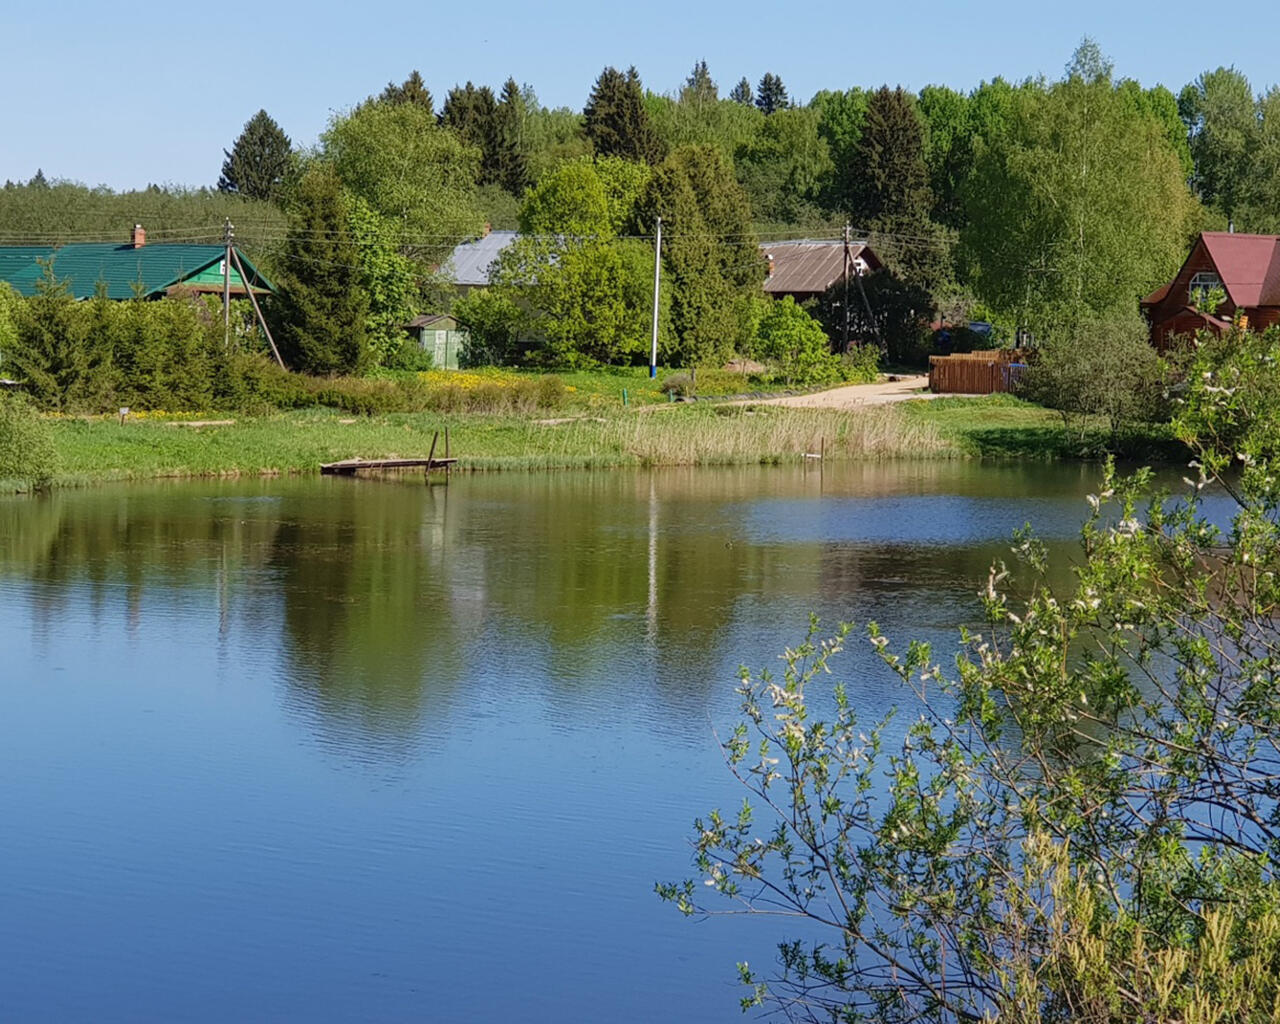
[
  {"xmin": 523, "ymin": 101, "xmax": 592, "ymax": 182},
  {"xmin": 1179, "ymin": 66, "xmax": 1259, "ymax": 221},
  {"xmin": 850, "ymin": 86, "xmax": 950, "ymax": 296},
  {"xmin": 584, "ymin": 66, "xmax": 664, "ymax": 165},
  {"xmin": 376, "ymin": 70, "xmax": 434, "ymax": 113},
  {"xmin": 3, "ymin": 263, "xmax": 110, "ymax": 410},
  {"xmin": 347, "ymin": 196, "xmax": 419, "ymax": 366},
  {"xmin": 452, "ymin": 288, "xmax": 526, "ymax": 367},
  {"xmin": 634, "ymin": 145, "xmax": 760, "ymax": 376},
  {"xmin": 729, "ymin": 78, "xmax": 753, "ymax": 106},
  {"xmin": 754, "ymin": 73, "xmax": 789, "ymax": 115},
  {"xmin": 494, "ymin": 78, "xmax": 531, "ymax": 195},
  {"xmin": 1171, "ymin": 325, "xmax": 1280, "ymax": 459},
  {"xmin": 964, "ymin": 43, "xmax": 1199, "ymax": 332},
  {"xmin": 663, "ymin": 347, "xmax": 1280, "ymax": 1019},
  {"xmin": 0, "ymin": 393, "xmax": 56, "ymax": 488},
  {"xmin": 0, "ymin": 181, "xmax": 286, "ymax": 251},
  {"xmin": 272, "ymin": 165, "xmax": 370, "ymax": 376},
  {"xmin": 218, "ymin": 109, "xmax": 293, "ymax": 203},
  {"xmin": 813, "ymin": 87, "xmax": 869, "ymax": 211},
  {"xmin": 733, "ymin": 107, "xmax": 833, "ymax": 224},
  {"xmin": 322, "ymin": 100, "xmax": 484, "ymax": 267},
  {"xmin": 755, "ymin": 296, "xmax": 836, "ymax": 385},
  {"xmin": 645, "ymin": 91, "xmax": 764, "ymax": 164},
  {"xmin": 917, "ymin": 84, "xmax": 972, "ymax": 228},
  {"xmin": 1019, "ymin": 311, "xmax": 1167, "ymax": 449},
  {"xmin": 441, "ymin": 82, "xmax": 501, "ymax": 186}
]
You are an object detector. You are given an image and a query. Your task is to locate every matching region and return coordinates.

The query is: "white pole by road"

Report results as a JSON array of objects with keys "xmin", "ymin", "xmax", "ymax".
[{"xmin": 649, "ymin": 216, "xmax": 662, "ymax": 379}]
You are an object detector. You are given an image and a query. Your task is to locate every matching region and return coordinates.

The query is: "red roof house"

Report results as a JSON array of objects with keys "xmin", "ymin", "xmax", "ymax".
[{"xmin": 1141, "ymin": 232, "xmax": 1280, "ymax": 349}]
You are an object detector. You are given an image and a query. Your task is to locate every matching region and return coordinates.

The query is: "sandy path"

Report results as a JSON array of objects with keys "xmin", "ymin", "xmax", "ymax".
[{"xmin": 730, "ymin": 375, "xmax": 945, "ymax": 409}]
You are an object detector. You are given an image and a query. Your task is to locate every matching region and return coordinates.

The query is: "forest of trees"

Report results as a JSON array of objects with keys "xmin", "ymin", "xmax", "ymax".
[{"xmin": 3, "ymin": 42, "xmax": 1279, "ymax": 375}]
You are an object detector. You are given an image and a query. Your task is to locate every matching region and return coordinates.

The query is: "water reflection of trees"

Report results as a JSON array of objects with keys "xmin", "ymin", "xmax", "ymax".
[{"xmin": 0, "ymin": 465, "xmax": 1099, "ymax": 759}]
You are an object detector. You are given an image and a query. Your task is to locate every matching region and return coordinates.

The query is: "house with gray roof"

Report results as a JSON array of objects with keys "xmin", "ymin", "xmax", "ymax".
[
  {"xmin": 441, "ymin": 228, "xmax": 519, "ymax": 295},
  {"xmin": 761, "ymin": 239, "xmax": 882, "ymax": 303}
]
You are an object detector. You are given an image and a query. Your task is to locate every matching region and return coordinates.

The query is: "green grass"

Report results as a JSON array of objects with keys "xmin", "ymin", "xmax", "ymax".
[
  {"xmin": 905, "ymin": 394, "xmax": 1187, "ymax": 460},
  {"xmin": 43, "ymin": 402, "xmax": 959, "ymax": 485}
]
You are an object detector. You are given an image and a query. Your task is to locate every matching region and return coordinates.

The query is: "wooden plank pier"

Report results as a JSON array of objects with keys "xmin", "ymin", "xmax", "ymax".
[{"xmin": 321, "ymin": 429, "xmax": 456, "ymax": 478}]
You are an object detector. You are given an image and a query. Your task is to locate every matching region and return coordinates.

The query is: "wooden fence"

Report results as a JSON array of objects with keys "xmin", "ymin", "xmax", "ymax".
[{"xmin": 929, "ymin": 350, "xmax": 1030, "ymax": 395}]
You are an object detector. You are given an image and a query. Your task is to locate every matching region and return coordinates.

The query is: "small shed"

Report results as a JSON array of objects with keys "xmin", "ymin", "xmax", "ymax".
[{"xmin": 406, "ymin": 314, "xmax": 466, "ymax": 369}]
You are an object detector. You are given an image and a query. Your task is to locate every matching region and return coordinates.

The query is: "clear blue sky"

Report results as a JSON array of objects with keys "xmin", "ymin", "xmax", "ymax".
[{"xmin": 4, "ymin": 0, "xmax": 1278, "ymax": 191}]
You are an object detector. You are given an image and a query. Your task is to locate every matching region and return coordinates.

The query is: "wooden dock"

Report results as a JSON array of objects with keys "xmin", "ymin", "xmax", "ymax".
[
  {"xmin": 320, "ymin": 429, "xmax": 456, "ymax": 477},
  {"xmin": 320, "ymin": 456, "xmax": 457, "ymax": 476}
]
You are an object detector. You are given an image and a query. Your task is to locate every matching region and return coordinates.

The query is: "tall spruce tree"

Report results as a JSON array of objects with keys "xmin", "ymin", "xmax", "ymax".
[
  {"xmin": 729, "ymin": 78, "xmax": 753, "ymax": 106},
  {"xmin": 442, "ymin": 82, "xmax": 502, "ymax": 185},
  {"xmin": 583, "ymin": 66, "xmax": 663, "ymax": 164},
  {"xmin": 218, "ymin": 110, "xmax": 293, "ymax": 202},
  {"xmin": 379, "ymin": 70, "xmax": 434, "ymax": 114},
  {"xmin": 632, "ymin": 145, "xmax": 758, "ymax": 380},
  {"xmin": 494, "ymin": 78, "xmax": 530, "ymax": 196},
  {"xmin": 272, "ymin": 164, "xmax": 369, "ymax": 375},
  {"xmin": 755, "ymin": 73, "xmax": 789, "ymax": 115},
  {"xmin": 681, "ymin": 60, "xmax": 717, "ymax": 106},
  {"xmin": 848, "ymin": 86, "xmax": 947, "ymax": 292}
]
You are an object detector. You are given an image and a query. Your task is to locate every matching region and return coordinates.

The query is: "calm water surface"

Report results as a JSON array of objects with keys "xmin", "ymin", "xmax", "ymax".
[{"xmin": 0, "ymin": 462, "xmax": 1160, "ymax": 1021}]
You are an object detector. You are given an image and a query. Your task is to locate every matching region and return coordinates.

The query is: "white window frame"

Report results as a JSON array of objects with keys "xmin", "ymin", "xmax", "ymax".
[{"xmin": 1188, "ymin": 270, "xmax": 1222, "ymax": 306}]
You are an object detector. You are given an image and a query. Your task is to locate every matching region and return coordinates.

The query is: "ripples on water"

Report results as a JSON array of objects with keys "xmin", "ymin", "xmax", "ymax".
[{"xmin": 0, "ymin": 462, "xmax": 1211, "ymax": 1021}]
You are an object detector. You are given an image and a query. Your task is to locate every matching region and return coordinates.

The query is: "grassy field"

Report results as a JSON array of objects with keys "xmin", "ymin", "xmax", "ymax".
[
  {"xmin": 10, "ymin": 386, "xmax": 1189, "ymax": 492},
  {"xmin": 37, "ymin": 401, "xmax": 954, "ymax": 486}
]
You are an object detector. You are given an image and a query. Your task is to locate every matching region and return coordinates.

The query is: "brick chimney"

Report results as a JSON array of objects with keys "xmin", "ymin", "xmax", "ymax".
[
  {"xmin": 482, "ymin": 222, "xmax": 491, "ymax": 238},
  {"xmin": 131, "ymin": 224, "xmax": 146, "ymax": 248},
  {"xmin": 765, "ymin": 253, "xmax": 774, "ymax": 277}
]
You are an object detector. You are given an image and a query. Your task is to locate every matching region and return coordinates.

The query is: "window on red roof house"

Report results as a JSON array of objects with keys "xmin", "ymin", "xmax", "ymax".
[{"xmin": 1189, "ymin": 271, "xmax": 1222, "ymax": 307}]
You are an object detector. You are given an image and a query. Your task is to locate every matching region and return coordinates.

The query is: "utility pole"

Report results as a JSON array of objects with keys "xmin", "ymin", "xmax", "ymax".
[
  {"xmin": 842, "ymin": 224, "xmax": 851, "ymax": 351},
  {"xmin": 222, "ymin": 218, "xmax": 234, "ymax": 350},
  {"xmin": 649, "ymin": 216, "xmax": 662, "ymax": 379}
]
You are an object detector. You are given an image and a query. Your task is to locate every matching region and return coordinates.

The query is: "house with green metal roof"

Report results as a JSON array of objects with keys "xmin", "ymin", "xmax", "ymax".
[{"xmin": 0, "ymin": 226, "xmax": 272, "ymax": 300}]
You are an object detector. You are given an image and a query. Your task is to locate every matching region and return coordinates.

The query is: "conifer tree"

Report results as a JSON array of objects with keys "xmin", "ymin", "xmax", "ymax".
[
  {"xmin": 218, "ymin": 110, "xmax": 293, "ymax": 202},
  {"xmin": 632, "ymin": 145, "xmax": 758, "ymax": 380},
  {"xmin": 583, "ymin": 66, "xmax": 663, "ymax": 164},
  {"xmin": 755, "ymin": 73, "xmax": 789, "ymax": 115},
  {"xmin": 379, "ymin": 70, "xmax": 434, "ymax": 114},
  {"xmin": 681, "ymin": 60, "xmax": 717, "ymax": 106},
  {"xmin": 494, "ymin": 77, "xmax": 530, "ymax": 196},
  {"xmin": 729, "ymin": 78, "xmax": 753, "ymax": 106},
  {"xmin": 442, "ymin": 82, "xmax": 502, "ymax": 185},
  {"xmin": 272, "ymin": 165, "xmax": 369, "ymax": 375},
  {"xmin": 848, "ymin": 86, "xmax": 947, "ymax": 292}
]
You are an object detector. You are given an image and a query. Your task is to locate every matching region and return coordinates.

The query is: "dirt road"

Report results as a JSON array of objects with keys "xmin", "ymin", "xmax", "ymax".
[{"xmin": 731, "ymin": 375, "xmax": 943, "ymax": 409}]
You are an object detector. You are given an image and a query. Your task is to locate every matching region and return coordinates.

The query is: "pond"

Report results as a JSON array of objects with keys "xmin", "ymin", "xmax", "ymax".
[{"xmin": 0, "ymin": 461, "xmax": 1167, "ymax": 1021}]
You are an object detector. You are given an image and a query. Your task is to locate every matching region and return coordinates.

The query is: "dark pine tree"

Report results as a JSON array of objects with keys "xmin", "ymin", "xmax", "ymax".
[
  {"xmin": 494, "ymin": 77, "xmax": 530, "ymax": 196},
  {"xmin": 379, "ymin": 70, "xmax": 434, "ymax": 114},
  {"xmin": 583, "ymin": 66, "xmax": 664, "ymax": 165},
  {"xmin": 271, "ymin": 164, "xmax": 369, "ymax": 375},
  {"xmin": 848, "ymin": 86, "xmax": 948, "ymax": 296},
  {"xmin": 28, "ymin": 168, "xmax": 49, "ymax": 189},
  {"xmin": 755, "ymin": 73, "xmax": 789, "ymax": 115},
  {"xmin": 729, "ymin": 77, "xmax": 753, "ymax": 106},
  {"xmin": 681, "ymin": 60, "xmax": 717, "ymax": 106},
  {"xmin": 441, "ymin": 82, "xmax": 502, "ymax": 185},
  {"xmin": 218, "ymin": 110, "xmax": 293, "ymax": 202}
]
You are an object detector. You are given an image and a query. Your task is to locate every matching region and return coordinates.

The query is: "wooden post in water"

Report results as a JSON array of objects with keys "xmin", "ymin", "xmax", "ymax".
[
  {"xmin": 444, "ymin": 427, "xmax": 451, "ymax": 478},
  {"xmin": 426, "ymin": 431, "xmax": 439, "ymax": 478}
]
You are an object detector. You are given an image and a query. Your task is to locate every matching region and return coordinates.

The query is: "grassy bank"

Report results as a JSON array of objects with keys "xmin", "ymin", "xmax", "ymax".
[
  {"xmin": 11, "ymin": 389, "xmax": 1191, "ymax": 492},
  {"xmin": 905, "ymin": 394, "xmax": 1187, "ymax": 461},
  {"xmin": 37, "ymin": 402, "xmax": 955, "ymax": 486}
]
